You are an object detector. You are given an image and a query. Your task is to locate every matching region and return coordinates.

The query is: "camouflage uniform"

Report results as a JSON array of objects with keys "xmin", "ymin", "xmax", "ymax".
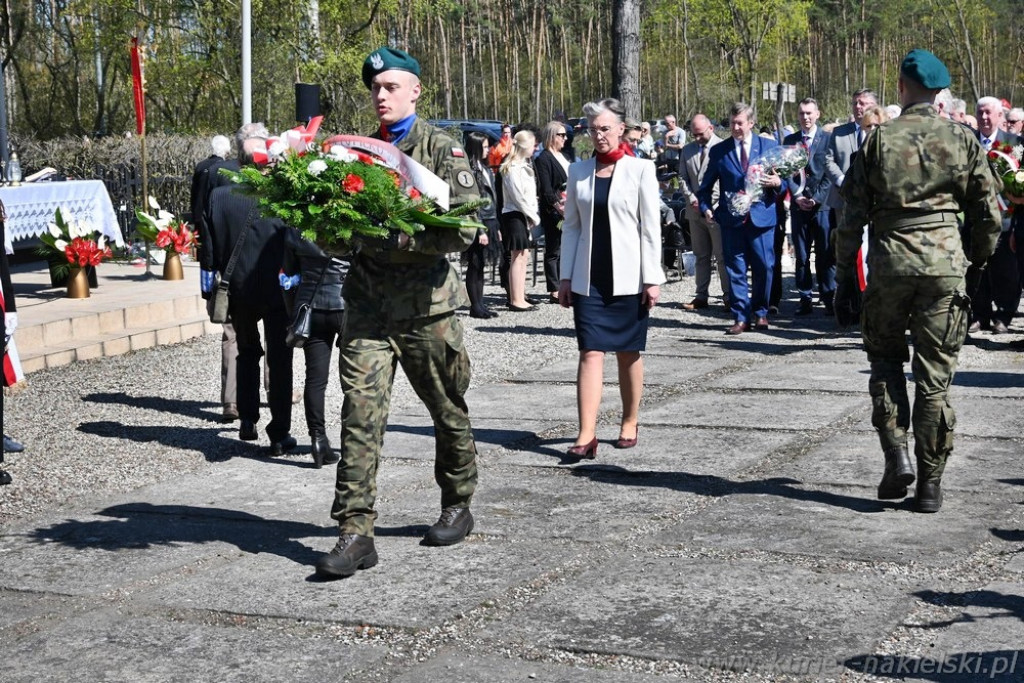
[
  {"xmin": 330, "ymin": 117, "xmax": 481, "ymax": 537},
  {"xmin": 836, "ymin": 102, "xmax": 1001, "ymax": 482}
]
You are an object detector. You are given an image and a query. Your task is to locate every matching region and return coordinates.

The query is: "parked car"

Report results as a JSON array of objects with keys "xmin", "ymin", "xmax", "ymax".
[{"xmin": 427, "ymin": 119, "xmax": 505, "ymax": 145}]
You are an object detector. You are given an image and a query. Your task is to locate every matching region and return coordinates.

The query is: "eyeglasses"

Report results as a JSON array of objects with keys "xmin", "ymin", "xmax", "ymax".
[
  {"xmin": 554, "ymin": 132, "xmax": 567, "ymax": 138},
  {"xmin": 587, "ymin": 125, "xmax": 619, "ymax": 137},
  {"xmin": 1009, "ymin": 120, "xmax": 1023, "ymax": 124}
]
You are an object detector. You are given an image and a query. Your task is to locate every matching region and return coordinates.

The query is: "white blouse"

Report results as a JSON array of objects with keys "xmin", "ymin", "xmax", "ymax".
[{"xmin": 500, "ymin": 160, "xmax": 540, "ymax": 226}]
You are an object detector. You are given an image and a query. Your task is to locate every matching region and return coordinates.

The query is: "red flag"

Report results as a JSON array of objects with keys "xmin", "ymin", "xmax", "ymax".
[{"xmin": 130, "ymin": 38, "xmax": 146, "ymax": 135}]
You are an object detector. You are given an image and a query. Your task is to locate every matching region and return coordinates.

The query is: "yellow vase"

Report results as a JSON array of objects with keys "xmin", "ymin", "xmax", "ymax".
[
  {"xmin": 66, "ymin": 267, "xmax": 90, "ymax": 298},
  {"xmin": 163, "ymin": 252, "xmax": 184, "ymax": 281}
]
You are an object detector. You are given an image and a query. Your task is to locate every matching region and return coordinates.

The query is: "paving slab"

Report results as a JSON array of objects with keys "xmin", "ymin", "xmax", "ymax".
[
  {"xmin": 0, "ymin": 612, "xmax": 388, "ymax": 683},
  {"xmin": 650, "ymin": 483, "xmax": 1012, "ymax": 567},
  {"xmin": 840, "ymin": 581, "xmax": 1024, "ymax": 681},
  {"xmin": 1, "ymin": 511, "xmax": 259, "ymax": 596},
  {"xmin": 643, "ymin": 390, "xmax": 864, "ymax": 431},
  {"xmin": 709, "ymin": 360, "xmax": 869, "ymax": 393},
  {"xmin": 392, "ymin": 652, "xmax": 696, "ymax": 682},
  {"xmin": 140, "ymin": 536, "xmax": 580, "ymax": 629},
  {"xmin": 772, "ymin": 431, "xmax": 1024, "ymax": 496},
  {"xmin": 486, "ymin": 425, "xmax": 796, "ymax": 471},
  {"xmin": 487, "ymin": 555, "xmax": 912, "ymax": 673}
]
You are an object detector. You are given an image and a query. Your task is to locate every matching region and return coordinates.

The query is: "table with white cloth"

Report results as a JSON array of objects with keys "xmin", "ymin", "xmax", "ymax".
[{"xmin": 1, "ymin": 180, "xmax": 123, "ymax": 254}]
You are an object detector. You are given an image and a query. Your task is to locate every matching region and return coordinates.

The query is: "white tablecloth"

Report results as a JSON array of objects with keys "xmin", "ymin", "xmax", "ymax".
[{"xmin": 2, "ymin": 180, "xmax": 122, "ymax": 254}]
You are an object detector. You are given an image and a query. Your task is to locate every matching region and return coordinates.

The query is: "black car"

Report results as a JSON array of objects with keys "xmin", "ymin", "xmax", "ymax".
[{"xmin": 427, "ymin": 119, "xmax": 505, "ymax": 145}]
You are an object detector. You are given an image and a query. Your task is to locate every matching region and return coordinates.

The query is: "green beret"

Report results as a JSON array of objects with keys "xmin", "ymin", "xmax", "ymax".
[
  {"xmin": 900, "ymin": 49, "xmax": 951, "ymax": 89},
  {"xmin": 362, "ymin": 47, "xmax": 421, "ymax": 89}
]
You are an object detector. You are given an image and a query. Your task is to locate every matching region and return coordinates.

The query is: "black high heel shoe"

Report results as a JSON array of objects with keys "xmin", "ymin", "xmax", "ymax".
[
  {"xmin": 311, "ymin": 434, "xmax": 340, "ymax": 468},
  {"xmin": 567, "ymin": 437, "xmax": 598, "ymax": 459}
]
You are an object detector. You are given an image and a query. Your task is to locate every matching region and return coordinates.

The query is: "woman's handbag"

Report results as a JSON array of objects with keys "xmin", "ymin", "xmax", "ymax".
[
  {"xmin": 285, "ymin": 303, "xmax": 314, "ymax": 348},
  {"xmin": 284, "ymin": 259, "xmax": 328, "ymax": 348}
]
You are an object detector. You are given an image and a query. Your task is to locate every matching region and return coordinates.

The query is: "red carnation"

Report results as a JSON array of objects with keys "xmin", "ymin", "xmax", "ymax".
[
  {"xmin": 342, "ymin": 173, "xmax": 365, "ymax": 193},
  {"xmin": 408, "ymin": 187, "xmax": 421, "ymax": 200}
]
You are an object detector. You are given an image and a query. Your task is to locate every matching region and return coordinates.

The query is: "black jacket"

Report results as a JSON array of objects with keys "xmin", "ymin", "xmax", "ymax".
[
  {"xmin": 282, "ymin": 228, "xmax": 347, "ymax": 311},
  {"xmin": 206, "ymin": 185, "xmax": 287, "ymax": 304},
  {"xmin": 193, "ymin": 157, "xmax": 241, "ymax": 271},
  {"xmin": 533, "ymin": 149, "xmax": 568, "ymax": 221}
]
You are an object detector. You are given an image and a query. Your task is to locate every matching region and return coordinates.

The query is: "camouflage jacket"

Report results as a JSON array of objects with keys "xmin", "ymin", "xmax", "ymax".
[
  {"xmin": 836, "ymin": 102, "xmax": 1001, "ymax": 278},
  {"xmin": 344, "ymin": 117, "xmax": 481, "ymax": 320}
]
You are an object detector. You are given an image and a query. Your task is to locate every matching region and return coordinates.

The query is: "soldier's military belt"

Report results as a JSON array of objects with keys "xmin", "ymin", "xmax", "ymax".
[
  {"xmin": 373, "ymin": 250, "xmax": 444, "ymax": 265},
  {"xmin": 875, "ymin": 211, "xmax": 959, "ymax": 229}
]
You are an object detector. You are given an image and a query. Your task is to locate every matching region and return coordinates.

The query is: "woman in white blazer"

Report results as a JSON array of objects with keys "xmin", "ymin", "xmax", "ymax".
[
  {"xmin": 557, "ymin": 98, "xmax": 665, "ymax": 459},
  {"xmin": 500, "ymin": 130, "xmax": 541, "ymax": 311}
]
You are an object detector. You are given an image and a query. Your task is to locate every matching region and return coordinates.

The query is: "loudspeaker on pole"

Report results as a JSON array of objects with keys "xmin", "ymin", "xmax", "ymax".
[{"xmin": 295, "ymin": 83, "xmax": 321, "ymax": 123}]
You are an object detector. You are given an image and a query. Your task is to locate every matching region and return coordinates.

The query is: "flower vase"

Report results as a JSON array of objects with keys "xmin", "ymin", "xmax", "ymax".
[
  {"xmin": 67, "ymin": 267, "xmax": 90, "ymax": 298},
  {"xmin": 163, "ymin": 252, "xmax": 184, "ymax": 281}
]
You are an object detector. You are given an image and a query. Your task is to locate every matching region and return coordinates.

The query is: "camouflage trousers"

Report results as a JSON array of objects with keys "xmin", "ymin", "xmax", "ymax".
[
  {"xmin": 330, "ymin": 308, "xmax": 478, "ymax": 537},
  {"xmin": 861, "ymin": 275, "xmax": 969, "ymax": 482}
]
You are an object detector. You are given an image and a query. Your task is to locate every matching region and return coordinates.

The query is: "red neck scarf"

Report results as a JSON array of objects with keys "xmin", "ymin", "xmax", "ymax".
[{"xmin": 595, "ymin": 141, "xmax": 635, "ymax": 164}]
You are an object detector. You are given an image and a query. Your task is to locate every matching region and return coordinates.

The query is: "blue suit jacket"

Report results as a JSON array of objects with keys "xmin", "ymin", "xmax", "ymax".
[
  {"xmin": 782, "ymin": 128, "xmax": 832, "ymax": 207},
  {"xmin": 698, "ymin": 135, "xmax": 781, "ymax": 229}
]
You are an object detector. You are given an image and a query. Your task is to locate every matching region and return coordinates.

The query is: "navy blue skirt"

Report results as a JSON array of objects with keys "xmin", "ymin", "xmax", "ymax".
[{"xmin": 573, "ymin": 286, "xmax": 650, "ymax": 352}]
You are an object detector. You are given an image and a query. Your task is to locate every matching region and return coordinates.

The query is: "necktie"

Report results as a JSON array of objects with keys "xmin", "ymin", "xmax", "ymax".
[
  {"xmin": 857, "ymin": 128, "xmax": 865, "ymax": 148},
  {"xmin": 801, "ymin": 134, "xmax": 809, "ymax": 150},
  {"xmin": 982, "ymin": 137, "xmax": 991, "ymax": 149},
  {"xmin": 740, "ymin": 141, "xmax": 748, "ymax": 171},
  {"xmin": 699, "ymin": 144, "xmax": 706, "ymax": 168}
]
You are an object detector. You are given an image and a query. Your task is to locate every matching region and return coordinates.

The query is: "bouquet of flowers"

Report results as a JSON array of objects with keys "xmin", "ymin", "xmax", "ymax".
[
  {"xmin": 228, "ymin": 125, "xmax": 484, "ymax": 255},
  {"xmin": 727, "ymin": 145, "xmax": 809, "ymax": 216},
  {"xmin": 987, "ymin": 141, "xmax": 1024, "ymax": 209},
  {"xmin": 135, "ymin": 197, "xmax": 196, "ymax": 255},
  {"xmin": 38, "ymin": 207, "xmax": 113, "ymax": 275}
]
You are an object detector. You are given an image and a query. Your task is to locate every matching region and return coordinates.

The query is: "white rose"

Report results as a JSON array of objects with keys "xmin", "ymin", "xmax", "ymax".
[
  {"xmin": 267, "ymin": 140, "xmax": 288, "ymax": 158},
  {"xmin": 328, "ymin": 145, "xmax": 356, "ymax": 163},
  {"xmin": 1015, "ymin": 170, "xmax": 1024, "ymax": 183},
  {"xmin": 307, "ymin": 159, "xmax": 328, "ymax": 176}
]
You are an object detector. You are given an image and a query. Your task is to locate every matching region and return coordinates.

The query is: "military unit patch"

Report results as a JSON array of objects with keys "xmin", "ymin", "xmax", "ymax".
[{"xmin": 456, "ymin": 170, "xmax": 475, "ymax": 188}]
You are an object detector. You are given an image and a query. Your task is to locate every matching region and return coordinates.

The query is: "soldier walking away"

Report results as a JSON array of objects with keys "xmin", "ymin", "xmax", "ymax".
[
  {"xmin": 316, "ymin": 47, "xmax": 482, "ymax": 579},
  {"xmin": 834, "ymin": 49, "xmax": 1001, "ymax": 513}
]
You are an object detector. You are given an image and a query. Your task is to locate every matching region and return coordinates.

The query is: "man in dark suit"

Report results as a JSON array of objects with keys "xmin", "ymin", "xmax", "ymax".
[
  {"xmin": 698, "ymin": 102, "xmax": 783, "ymax": 334},
  {"xmin": 969, "ymin": 97, "xmax": 1021, "ymax": 334},
  {"xmin": 679, "ymin": 114, "xmax": 729, "ymax": 310},
  {"xmin": 206, "ymin": 123, "xmax": 295, "ymax": 455},
  {"xmin": 190, "ymin": 135, "xmax": 244, "ymax": 423},
  {"xmin": 824, "ymin": 89, "xmax": 878, "ymax": 219},
  {"xmin": 783, "ymin": 98, "xmax": 834, "ymax": 315}
]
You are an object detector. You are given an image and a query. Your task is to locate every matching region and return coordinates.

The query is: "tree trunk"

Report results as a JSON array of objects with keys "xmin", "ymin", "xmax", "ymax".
[{"xmin": 612, "ymin": 0, "xmax": 640, "ymax": 118}]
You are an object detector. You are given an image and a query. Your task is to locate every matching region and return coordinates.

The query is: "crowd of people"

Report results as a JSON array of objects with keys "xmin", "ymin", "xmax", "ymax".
[{"xmin": 29, "ymin": 45, "xmax": 1008, "ymax": 575}]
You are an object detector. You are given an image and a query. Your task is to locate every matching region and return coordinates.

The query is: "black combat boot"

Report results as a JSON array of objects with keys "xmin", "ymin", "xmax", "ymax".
[
  {"xmin": 315, "ymin": 534, "xmax": 378, "ymax": 578},
  {"xmin": 877, "ymin": 445, "xmax": 915, "ymax": 499},
  {"xmin": 915, "ymin": 479, "xmax": 943, "ymax": 513},
  {"xmin": 423, "ymin": 506, "xmax": 474, "ymax": 546}
]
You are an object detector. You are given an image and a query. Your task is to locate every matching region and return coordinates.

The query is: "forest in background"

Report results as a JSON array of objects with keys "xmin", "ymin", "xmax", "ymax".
[{"xmin": 3, "ymin": 0, "xmax": 1022, "ymax": 145}]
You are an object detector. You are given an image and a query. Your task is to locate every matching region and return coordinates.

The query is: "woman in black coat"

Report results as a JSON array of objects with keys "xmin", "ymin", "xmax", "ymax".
[
  {"xmin": 281, "ymin": 230, "xmax": 347, "ymax": 467},
  {"xmin": 534, "ymin": 121, "xmax": 572, "ymax": 301},
  {"xmin": 463, "ymin": 132, "xmax": 503, "ymax": 318}
]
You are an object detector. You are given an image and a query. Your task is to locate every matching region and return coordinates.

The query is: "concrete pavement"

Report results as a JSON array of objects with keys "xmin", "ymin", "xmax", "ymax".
[{"xmin": 2, "ymin": 258, "xmax": 1023, "ymax": 682}]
